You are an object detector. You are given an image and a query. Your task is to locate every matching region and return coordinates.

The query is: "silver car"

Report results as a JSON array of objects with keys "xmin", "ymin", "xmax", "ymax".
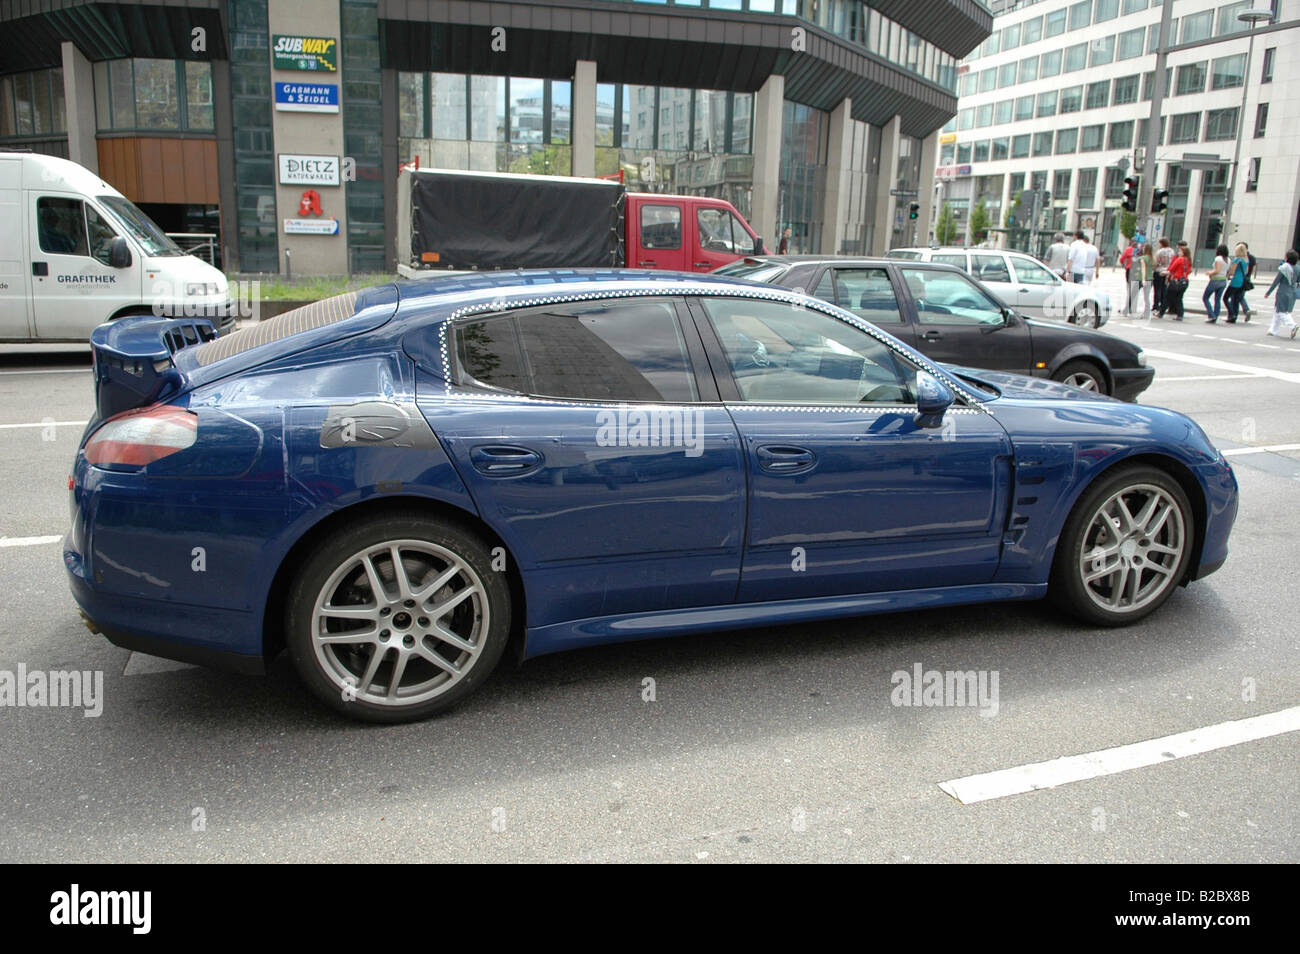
[{"xmin": 887, "ymin": 247, "xmax": 1110, "ymax": 328}]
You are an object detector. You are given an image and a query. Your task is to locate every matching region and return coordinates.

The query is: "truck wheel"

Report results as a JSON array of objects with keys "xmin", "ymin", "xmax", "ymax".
[
  {"xmin": 1050, "ymin": 466, "xmax": 1194, "ymax": 626},
  {"xmin": 1052, "ymin": 360, "xmax": 1107, "ymax": 394},
  {"xmin": 285, "ymin": 515, "xmax": 512, "ymax": 723}
]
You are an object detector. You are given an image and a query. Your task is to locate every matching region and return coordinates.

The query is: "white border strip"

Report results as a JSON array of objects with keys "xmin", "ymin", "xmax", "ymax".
[
  {"xmin": 0, "ymin": 535, "xmax": 63, "ymax": 548},
  {"xmin": 939, "ymin": 706, "xmax": 1300, "ymax": 804}
]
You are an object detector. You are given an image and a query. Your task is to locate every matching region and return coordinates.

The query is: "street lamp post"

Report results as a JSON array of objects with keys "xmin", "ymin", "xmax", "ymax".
[{"xmin": 1221, "ymin": 7, "xmax": 1275, "ymax": 244}]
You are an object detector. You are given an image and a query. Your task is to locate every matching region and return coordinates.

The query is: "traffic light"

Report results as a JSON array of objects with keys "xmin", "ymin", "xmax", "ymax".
[
  {"xmin": 908, "ymin": 202, "xmax": 920, "ymax": 221},
  {"xmin": 1151, "ymin": 189, "xmax": 1169, "ymax": 214},
  {"xmin": 1122, "ymin": 176, "xmax": 1140, "ymax": 213}
]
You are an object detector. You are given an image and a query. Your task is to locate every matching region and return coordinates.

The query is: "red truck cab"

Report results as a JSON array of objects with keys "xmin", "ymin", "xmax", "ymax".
[{"xmin": 625, "ymin": 193, "xmax": 766, "ymax": 272}]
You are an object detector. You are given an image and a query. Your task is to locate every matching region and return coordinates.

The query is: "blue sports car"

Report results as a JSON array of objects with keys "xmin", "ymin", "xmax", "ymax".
[{"xmin": 66, "ymin": 270, "xmax": 1238, "ymax": 722}]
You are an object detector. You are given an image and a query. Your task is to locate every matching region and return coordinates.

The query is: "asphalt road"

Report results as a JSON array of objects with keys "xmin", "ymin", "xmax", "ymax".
[{"xmin": 0, "ymin": 304, "xmax": 1296, "ymax": 863}]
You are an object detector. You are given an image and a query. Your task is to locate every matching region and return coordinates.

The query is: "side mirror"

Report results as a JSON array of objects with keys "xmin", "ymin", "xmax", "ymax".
[
  {"xmin": 107, "ymin": 237, "xmax": 132, "ymax": 269},
  {"xmin": 753, "ymin": 235, "xmax": 763, "ymax": 256},
  {"xmin": 915, "ymin": 370, "xmax": 955, "ymax": 428}
]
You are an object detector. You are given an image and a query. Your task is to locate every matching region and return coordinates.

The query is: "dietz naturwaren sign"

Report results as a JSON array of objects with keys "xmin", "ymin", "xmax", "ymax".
[{"xmin": 272, "ymin": 35, "xmax": 337, "ymax": 72}]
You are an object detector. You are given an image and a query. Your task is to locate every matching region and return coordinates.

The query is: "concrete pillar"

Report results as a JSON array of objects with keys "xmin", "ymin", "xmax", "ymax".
[
  {"xmin": 872, "ymin": 114, "xmax": 901, "ymax": 255},
  {"xmin": 1066, "ymin": 168, "xmax": 1081, "ymax": 233},
  {"xmin": 821, "ymin": 98, "xmax": 852, "ymax": 255},
  {"xmin": 994, "ymin": 175, "xmax": 1012, "ymax": 248},
  {"xmin": 572, "ymin": 60, "xmax": 597, "ymax": 178},
  {"xmin": 750, "ymin": 73, "xmax": 784, "ymax": 251},
  {"xmin": 60, "ymin": 42, "xmax": 97, "ymax": 174},
  {"xmin": 1182, "ymin": 169, "xmax": 1205, "ymax": 259},
  {"xmin": 915, "ymin": 130, "xmax": 938, "ymax": 246}
]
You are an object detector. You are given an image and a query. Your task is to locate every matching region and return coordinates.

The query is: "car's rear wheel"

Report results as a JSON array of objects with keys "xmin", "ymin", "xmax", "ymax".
[
  {"xmin": 1052, "ymin": 359, "xmax": 1107, "ymax": 394},
  {"xmin": 1071, "ymin": 301, "xmax": 1101, "ymax": 328},
  {"xmin": 1051, "ymin": 466, "xmax": 1194, "ymax": 626},
  {"xmin": 286, "ymin": 515, "xmax": 511, "ymax": 722}
]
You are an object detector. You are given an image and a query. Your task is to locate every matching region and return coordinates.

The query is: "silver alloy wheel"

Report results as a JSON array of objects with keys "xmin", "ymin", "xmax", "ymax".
[
  {"xmin": 310, "ymin": 539, "xmax": 489, "ymax": 707},
  {"xmin": 1077, "ymin": 483, "xmax": 1185, "ymax": 614},
  {"xmin": 1063, "ymin": 371, "xmax": 1100, "ymax": 391}
]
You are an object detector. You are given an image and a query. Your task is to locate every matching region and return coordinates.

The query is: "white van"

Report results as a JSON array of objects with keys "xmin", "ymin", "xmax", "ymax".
[{"xmin": 0, "ymin": 152, "xmax": 234, "ymax": 342}]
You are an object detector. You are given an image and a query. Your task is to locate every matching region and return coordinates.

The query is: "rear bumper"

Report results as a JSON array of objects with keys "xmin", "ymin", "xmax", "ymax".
[{"xmin": 1112, "ymin": 366, "xmax": 1155, "ymax": 402}]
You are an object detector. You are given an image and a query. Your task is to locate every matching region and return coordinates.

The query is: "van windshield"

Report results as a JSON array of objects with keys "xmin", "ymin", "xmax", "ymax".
[{"xmin": 98, "ymin": 196, "xmax": 184, "ymax": 257}]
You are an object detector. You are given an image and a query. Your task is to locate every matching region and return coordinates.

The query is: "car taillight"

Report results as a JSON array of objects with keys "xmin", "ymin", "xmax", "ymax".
[{"xmin": 84, "ymin": 405, "xmax": 197, "ymax": 467}]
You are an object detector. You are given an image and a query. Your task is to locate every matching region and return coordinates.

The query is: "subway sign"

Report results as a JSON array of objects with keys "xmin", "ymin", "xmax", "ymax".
[{"xmin": 272, "ymin": 35, "xmax": 338, "ymax": 72}]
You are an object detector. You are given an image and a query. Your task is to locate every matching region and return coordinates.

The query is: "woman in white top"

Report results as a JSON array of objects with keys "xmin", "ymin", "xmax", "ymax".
[{"xmin": 1202, "ymin": 243, "xmax": 1230, "ymax": 323}]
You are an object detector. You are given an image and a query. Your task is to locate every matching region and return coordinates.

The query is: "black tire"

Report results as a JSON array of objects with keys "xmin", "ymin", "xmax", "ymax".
[
  {"xmin": 286, "ymin": 515, "xmax": 511, "ymax": 723},
  {"xmin": 1071, "ymin": 302, "xmax": 1101, "ymax": 328},
  {"xmin": 1052, "ymin": 359, "xmax": 1108, "ymax": 395},
  {"xmin": 1050, "ymin": 465, "xmax": 1195, "ymax": 626}
]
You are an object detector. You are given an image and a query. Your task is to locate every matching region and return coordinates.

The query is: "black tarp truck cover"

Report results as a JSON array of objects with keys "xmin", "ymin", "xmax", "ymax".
[{"xmin": 405, "ymin": 169, "xmax": 625, "ymax": 269}]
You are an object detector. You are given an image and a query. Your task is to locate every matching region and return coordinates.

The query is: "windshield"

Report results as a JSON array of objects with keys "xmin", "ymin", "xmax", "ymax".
[{"xmin": 98, "ymin": 196, "xmax": 184, "ymax": 257}]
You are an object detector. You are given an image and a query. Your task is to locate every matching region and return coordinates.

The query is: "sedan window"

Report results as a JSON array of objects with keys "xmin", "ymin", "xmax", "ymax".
[
  {"xmin": 900, "ymin": 267, "xmax": 1006, "ymax": 327},
  {"xmin": 971, "ymin": 253, "xmax": 1011, "ymax": 284},
  {"xmin": 1011, "ymin": 257, "xmax": 1060, "ymax": 285},
  {"xmin": 455, "ymin": 298, "xmax": 698, "ymax": 403},
  {"xmin": 700, "ymin": 297, "xmax": 917, "ymax": 405},
  {"xmin": 933, "ymin": 253, "xmax": 969, "ymax": 271},
  {"xmin": 831, "ymin": 267, "xmax": 905, "ymax": 325}
]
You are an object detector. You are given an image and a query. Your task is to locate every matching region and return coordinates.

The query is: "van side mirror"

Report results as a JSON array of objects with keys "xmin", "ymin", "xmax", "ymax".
[
  {"xmin": 753, "ymin": 235, "xmax": 763, "ymax": 256},
  {"xmin": 107, "ymin": 237, "xmax": 132, "ymax": 269}
]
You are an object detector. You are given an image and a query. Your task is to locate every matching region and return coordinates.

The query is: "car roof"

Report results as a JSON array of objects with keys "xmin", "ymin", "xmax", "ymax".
[{"xmin": 891, "ymin": 247, "xmax": 1037, "ymax": 258}]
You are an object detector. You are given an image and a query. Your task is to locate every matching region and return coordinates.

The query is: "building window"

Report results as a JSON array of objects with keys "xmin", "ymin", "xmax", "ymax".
[
  {"xmin": 1060, "ymin": 86, "xmax": 1083, "ymax": 113},
  {"xmin": 1137, "ymin": 116, "xmax": 1165, "ymax": 146},
  {"xmin": 973, "ymin": 140, "xmax": 991, "ymax": 162},
  {"xmin": 1204, "ymin": 107, "xmax": 1239, "ymax": 142},
  {"xmin": 1024, "ymin": 17, "xmax": 1043, "ymax": 44},
  {"xmin": 1078, "ymin": 168, "xmax": 1098, "ymax": 203},
  {"xmin": 1254, "ymin": 102, "xmax": 1268, "ymax": 139},
  {"xmin": 940, "ymin": 142, "xmax": 955, "ymax": 165},
  {"xmin": 1036, "ymin": 90, "xmax": 1058, "ymax": 118},
  {"xmin": 1142, "ymin": 67, "xmax": 1172, "ymax": 100},
  {"xmin": 957, "ymin": 142, "xmax": 972, "ymax": 164},
  {"xmin": 1089, "ymin": 35, "xmax": 1115, "ymax": 67},
  {"xmin": 1003, "ymin": 22, "xmax": 1021, "ymax": 50},
  {"xmin": 1104, "ymin": 166, "xmax": 1125, "ymax": 198},
  {"xmin": 431, "ymin": 73, "xmax": 468, "ymax": 140},
  {"xmin": 1262, "ymin": 48, "xmax": 1275, "ymax": 83},
  {"xmin": 1108, "ymin": 121, "xmax": 1133, "ymax": 149},
  {"xmin": 1054, "ymin": 169, "xmax": 1072, "ymax": 197},
  {"xmin": 1015, "ymin": 96, "xmax": 1035, "ymax": 122},
  {"xmin": 979, "ymin": 68, "xmax": 997, "ymax": 93},
  {"xmin": 1211, "ymin": 54, "xmax": 1246, "ymax": 90},
  {"xmin": 1056, "ymin": 127, "xmax": 1078, "ymax": 154},
  {"xmin": 977, "ymin": 104, "xmax": 994, "ymax": 127},
  {"xmin": 1019, "ymin": 56, "xmax": 1039, "ymax": 83},
  {"xmin": 1245, "ymin": 157, "xmax": 1260, "ymax": 192},
  {"xmin": 1011, "ymin": 134, "xmax": 1030, "ymax": 158},
  {"xmin": 996, "ymin": 99, "xmax": 1013, "ymax": 124},
  {"xmin": 1041, "ymin": 49, "xmax": 1063, "ymax": 77},
  {"xmin": 1095, "ymin": 0, "xmax": 1119, "ymax": 22},
  {"xmin": 960, "ymin": 73, "xmax": 978, "ymax": 96},
  {"xmin": 1180, "ymin": 10, "xmax": 1213, "ymax": 43},
  {"xmin": 1113, "ymin": 75, "xmax": 1139, "ymax": 105},
  {"xmin": 1216, "ymin": 1, "xmax": 1250, "ymax": 37},
  {"xmin": 999, "ymin": 62, "xmax": 1018, "ymax": 88},
  {"xmin": 1086, "ymin": 81, "xmax": 1109, "ymax": 110},
  {"xmin": 398, "ymin": 73, "xmax": 425, "ymax": 138},
  {"xmin": 1080, "ymin": 124, "xmax": 1104, "ymax": 152},
  {"xmin": 1175, "ymin": 63, "xmax": 1206, "ymax": 95},
  {"xmin": 958, "ymin": 108, "xmax": 974, "ymax": 130},
  {"xmin": 1169, "ymin": 112, "xmax": 1200, "ymax": 143},
  {"xmin": 1068, "ymin": 1, "xmax": 1093, "ymax": 31},
  {"xmin": 992, "ymin": 136, "xmax": 1010, "ymax": 160},
  {"xmin": 1033, "ymin": 131, "xmax": 1053, "ymax": 157},
  {"xmin": 1122, "ymin": 0, "xmax": 1148, "ymax": 14},
  {"xmin": 1064, "ymin": 43, "xmax": 1088, "ymax": 72},
  {"xmin": 1046, "ymin": 9, "xmax": 1067, "ymax": 37},
  {"xmin": 1117, "ymin": 28, "xmax": 1145, "ymax": 60},
  {"xmin": 0, "ymin": 68, "xmax": 66, "ymax": 138},
  {"xmin": 470, "ymin": 76, "xmax": 505, "ymax": 141},
  {"xmin": 92, "ymin": 58, "xmax": 213, "ymax": 132}
]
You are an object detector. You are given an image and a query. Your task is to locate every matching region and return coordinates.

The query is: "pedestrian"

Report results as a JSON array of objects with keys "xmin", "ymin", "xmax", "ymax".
[
  {"xmin": 1044, "ymin": 232, "xmax": 1070, "ymax": 278},
  {"xmin": 1153, "ymin": 238, "xmax": 1174, "ymax": 316},
  {"xmin": 1067, "ymin": 230, "xmax": 1088, "ymax": 283},
  {"xmin": 1128, "ymin": 243, "xmax": 1154, "ymax": 320},
  {"xmin": 1120, "ymin": 240, "xmax": 1136, "ymax": 313},
  {"xmin": 1165, "ymin": 243, "xmax": 1191, "ymax": 321},
  {"xmin": 1240, "ymin": 241, "xmax": 1258, "ymax": 320},
  {"xmin": 1083, "ymin": 233, "xmax": 1101, "ymax": 285},
  {"xmin": 778, "ymin": 226, "xmax": 791, "ymax": 255},
  {"xmin": 1224, "ymin": 242, "xmax": 1250, "ymax": 323},
  {"xmin": 1203, "ymin": 243, "xmax": 1230, "ymax": 323},
  {"xmin": 1265, "ymin": 249, "xmax": 1299, "ymax": 339}
]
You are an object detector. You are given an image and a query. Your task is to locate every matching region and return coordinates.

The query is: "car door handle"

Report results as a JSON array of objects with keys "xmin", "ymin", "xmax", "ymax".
[
  {"xmin": 32, "ymin": 262, "xmax": 48, "ymax": 276},
  {"xmin": 637, "ymin": 260, "xmax": 656, "ymax": 266},
  {"xmin": 756, "ymin": 445, "xmax": 816, "ymax": 474},
  {"xmin": 921, "ymin": 330, "xmax": 942, "ymax": 340},
  {"xmin": 694, "ymin": 262, "xmax": 711, "ymax": 268},
  {"xmin": 1019, "ymin": 287, "xmax": 1030, "ymax": 293},
  {"xmin": 469, "ymin": 445, "xmax": 542, "ymax": 475}
]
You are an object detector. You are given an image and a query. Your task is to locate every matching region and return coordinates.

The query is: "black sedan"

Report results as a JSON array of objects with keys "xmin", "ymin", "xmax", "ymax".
[{"xmin": 715, "ymin": 256, "xmax": 1154, "ymax": 401}]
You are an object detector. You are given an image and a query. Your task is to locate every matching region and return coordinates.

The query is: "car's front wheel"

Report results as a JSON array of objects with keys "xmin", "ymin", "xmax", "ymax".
[
  {"xmin": 1051, "ymin": 466, "xmax": 1194, "ymax": 626},
  {"xmin": 1052, "ymin": 359, "xmax": 1107, "ymax": 394},
  {"xmin": 286, "ymin": 515, "xmax": 511, "ymax": 722}
]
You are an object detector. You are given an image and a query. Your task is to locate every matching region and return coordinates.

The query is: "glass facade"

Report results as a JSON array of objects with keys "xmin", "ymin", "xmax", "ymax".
[
  {"xmin": 90, "ymin": 59, "xmax": 214, "ymax": 132},
  {"xmin": 342, "ymin": 0, "xmax": 384, "ymax": 273},
  {"xmin": 0, "ymin": 68, "xmax": 65, "ymax": 139},
  {"xmin": 777, "ymin": 101, "xmax": 828, "ymax": 254},
  {"xmin": 229, "ymin": 0, "xmax": 277, "ymax": 273}
]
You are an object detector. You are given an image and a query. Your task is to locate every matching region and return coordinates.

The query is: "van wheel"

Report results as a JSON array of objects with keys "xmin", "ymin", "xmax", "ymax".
[
  {"xmin": 1051, "ymin": 466, "xmax": 1194, "ymax": 626},
  {"xmin": 1052, "ymin": 360, "xmax": 1107, "ymax": 394},
  {"xmin": 285, "ymin": 515, "xmax": 511, "ymax": 723}
]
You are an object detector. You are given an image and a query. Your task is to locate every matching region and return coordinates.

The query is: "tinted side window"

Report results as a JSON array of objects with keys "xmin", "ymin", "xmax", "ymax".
[
  {"xmin": 972, "ymin": 253, "xmax": 1011, "ymax": 283},
  {"xmin": 641, "ymin": 204, "xmax": 682, "ymax": 250},
  {"xmin": 700, "ymin": 297, "xmax": 917, "ymax": 405},
  {"xmin": 832, "ymin": 267, "xmax": 904, "ymax": 325},
  {"xmin": 37, "ymin": 197, "xmax": 89, "ymax": 256},
  {"xmin": 456, "ymin": 299, "xmax": 698, "ymax": 403},
  {"xmin": 900, "ymin": 267, "xmax": 1005, "ymax": 326}
]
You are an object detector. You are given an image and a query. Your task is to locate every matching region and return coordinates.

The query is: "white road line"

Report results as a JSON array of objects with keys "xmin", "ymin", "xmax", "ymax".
[
  {"xmin": 1140, "ymin": 348, "xmax": 1300, "ymax": 384},
  {"xmin": 0, "ymin": 420, "xmax": 88, "ymax": 430},
  {"xmin": 939, "ymin": 705, "xmax": 1300, "ymax": 804},
  {"xmin": 1166, "ymin": 330, "xmax": 1188, "ymax": 335},
  {"xmin": 0, "ymin": 368, "xmax": 88, "ymax": 376},
  {"xmin": 1253, "ymin": 343, "xmax": 1282, "ymax": 350},
  {"xmin": 1221, "ymin": 443, "xmax": 1300, "ymax": 457},
  {"xmin": 1193, "ymin": 334, "xmax": 1217, "ymax": 340},
  {"xmin": 0, "ymin": 535, "xmax": 62, "ymax": 548},
  {"xmin": 1156, "ymin": 373, "xmax": 1262, "ymax": 381}
]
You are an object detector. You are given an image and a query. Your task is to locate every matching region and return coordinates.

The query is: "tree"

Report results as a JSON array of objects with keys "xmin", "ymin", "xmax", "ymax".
[
  {"xmin": 969, "ymin": 199, "xmax": 991, "ymax": 244},
  {"xmin": 1119, "ymin": 210, "xmax": 1138, "ymax": 241},
  {"xmin": 936, "ymin": 202, "xmax": 959, "ymax": 245}
]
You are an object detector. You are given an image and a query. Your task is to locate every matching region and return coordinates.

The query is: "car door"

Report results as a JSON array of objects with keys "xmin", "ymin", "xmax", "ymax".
[
  {"xmin": 631, "ymin": 200, "xmax": 688, "ymax": 271},
  {"xmin": 969, "ymin": 252, "xmax": 1018, "ymax": 308},
  {"xmin": 690, "ymin": 294, "xmax": 1013, "ymax": 603},
  {"xmin": 421, "ymin": 295, "xmax": 745, "ymax": 628},
  {"xmin": 693, "ymin": 204, "xmax": 754, "ymax": 272},
  {"xmin": 1006, "ymin": 254, "xmax": 1062, "ymax": 319},
  {"xmin": 896, "ymin": 264, "xmax": 1032, "ymax": 373},
  {"xmin": 30, "ymin": 194, "xmax": 139, "ymax": 339}
]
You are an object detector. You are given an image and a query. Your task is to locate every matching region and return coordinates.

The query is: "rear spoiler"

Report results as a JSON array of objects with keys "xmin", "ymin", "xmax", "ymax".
[{"xmin": 89, "ymin": 316, "xmax": 217, "ymax": 420}]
